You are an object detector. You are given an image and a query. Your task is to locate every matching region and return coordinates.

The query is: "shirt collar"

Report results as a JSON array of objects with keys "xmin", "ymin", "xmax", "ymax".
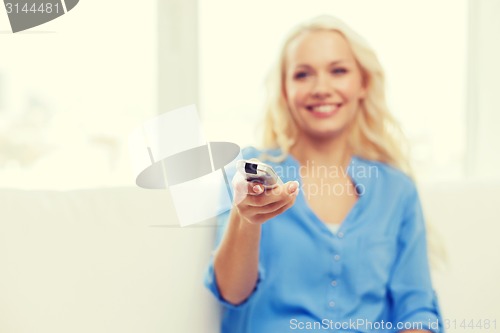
[{"xmin": 347, "ymin": 155, "xmax": 375, "ymax": 197}]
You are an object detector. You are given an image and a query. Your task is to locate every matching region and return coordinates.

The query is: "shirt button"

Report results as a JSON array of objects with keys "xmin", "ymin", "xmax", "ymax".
[
  {"xmin": 334, "ymin": 254, "xmax": 341, "ymax": 261},
  {"xmin": 329, "ymin": 301, "xmax": 336, "ymax": 307},
  {"xmin": 331, "ymin": 280, "xmax": 337, "ymax": 287},
  {"xmin": 337, "ymin": 232, "xmax": 344, "ymax": 239}
]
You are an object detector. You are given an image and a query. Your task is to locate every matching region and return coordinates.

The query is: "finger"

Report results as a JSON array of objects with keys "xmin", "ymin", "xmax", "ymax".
[
  {"xmin": 285, "ymin": 180, "xmax": 300, "ymax": 196},
  {"xmin": 246, "ymin": 181, "xmax": 264, "ymax": 196},
  {"xmin": 232, "ymin": 168, "xmax": 265, "ymax": 195},
  {"xmin": 255, "ymin": 195, "xmax": 295, "ymax": 214},
  {"xmin": 251, "ymin": 197, "xmax": 296, "ymax": 224},
  {"xmin": 246, "ymin": 181, "xmax": 299, "ymax": 207}
]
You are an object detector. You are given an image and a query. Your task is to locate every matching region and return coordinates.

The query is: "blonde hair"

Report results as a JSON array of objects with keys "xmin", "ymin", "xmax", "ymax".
[{"xmin": 259, "ymin": 15, "xmax": 411, "ymax": 176}]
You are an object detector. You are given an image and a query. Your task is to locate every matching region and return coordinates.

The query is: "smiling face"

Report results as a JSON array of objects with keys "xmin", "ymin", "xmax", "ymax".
[{"xmin": 284, "ymin": 30, "xmax": 367, "ymax": 140}]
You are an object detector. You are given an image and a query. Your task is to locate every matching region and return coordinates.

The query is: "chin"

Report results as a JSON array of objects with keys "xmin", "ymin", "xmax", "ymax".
[{"xmin": 304, "ymin": 127, "xmax": 348, "ymax": 141}]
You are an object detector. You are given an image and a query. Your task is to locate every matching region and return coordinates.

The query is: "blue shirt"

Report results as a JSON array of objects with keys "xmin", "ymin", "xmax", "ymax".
[{"xmin": 205, "ymin": 146, "xmax": 444, "ymax": 333}]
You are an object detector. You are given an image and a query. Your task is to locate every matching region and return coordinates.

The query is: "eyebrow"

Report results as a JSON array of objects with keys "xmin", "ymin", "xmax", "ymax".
[{"xmin": 293, "ymin": 60, "xmax": 347, "ymax": 70}]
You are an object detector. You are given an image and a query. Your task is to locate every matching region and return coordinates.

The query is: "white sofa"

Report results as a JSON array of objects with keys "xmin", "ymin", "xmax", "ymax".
[{"xmin": 1, "ymin": 182, "xmax": 499, "ymax": 333}]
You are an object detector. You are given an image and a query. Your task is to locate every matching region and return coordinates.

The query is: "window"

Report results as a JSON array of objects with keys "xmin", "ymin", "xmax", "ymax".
[{"xmin": 0, "ymin": 0, "xmax": 157, "ymax": 189}]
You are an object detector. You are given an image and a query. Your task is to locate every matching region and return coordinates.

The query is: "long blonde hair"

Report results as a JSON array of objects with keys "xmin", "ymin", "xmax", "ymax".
[{"xmin": 259, "ymin": 15, "xmax": 411, "ymax": 176}]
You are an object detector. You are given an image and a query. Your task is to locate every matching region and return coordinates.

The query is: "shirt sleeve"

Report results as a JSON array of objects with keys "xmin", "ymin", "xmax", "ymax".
[
  {"xmin": 203, "ymin": 210, "xmax": 267, "ymax": 310},
  {"xmin": 388, "ymin": 183, "xmax": 445, "ymax": 333}
]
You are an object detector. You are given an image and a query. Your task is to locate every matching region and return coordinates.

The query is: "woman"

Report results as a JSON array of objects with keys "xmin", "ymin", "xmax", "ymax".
[{"xmin": 205, "ymin": 15, "xmax": 444, "ymax": 333}]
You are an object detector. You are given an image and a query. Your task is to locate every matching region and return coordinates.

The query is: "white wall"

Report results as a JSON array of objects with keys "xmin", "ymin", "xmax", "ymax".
[{"xmin": 466, "ymin": 0, "xmax": 500, "ymax": 180}]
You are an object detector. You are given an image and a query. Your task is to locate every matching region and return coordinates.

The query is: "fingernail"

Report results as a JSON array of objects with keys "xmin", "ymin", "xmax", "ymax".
[{"xmin": 253, "ymin": 184, "xmax": 262, "ymax": 193}]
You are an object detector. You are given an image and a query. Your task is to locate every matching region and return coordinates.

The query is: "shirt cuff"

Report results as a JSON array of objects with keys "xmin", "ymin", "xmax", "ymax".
[{"xmin": 204, "ymin": 255, "xmax": 266, "ymax": 310}]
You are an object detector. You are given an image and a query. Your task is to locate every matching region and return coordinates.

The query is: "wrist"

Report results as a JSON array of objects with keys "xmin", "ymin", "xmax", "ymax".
[{"xmin": 231, "ymin": 208, "xmax": 262, "ymax": 232}]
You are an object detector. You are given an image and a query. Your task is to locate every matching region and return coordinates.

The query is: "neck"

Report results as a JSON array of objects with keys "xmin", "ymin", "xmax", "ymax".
[{"xmin": 290, "ymin": 130, "xmax": 352, "ymax": 168}]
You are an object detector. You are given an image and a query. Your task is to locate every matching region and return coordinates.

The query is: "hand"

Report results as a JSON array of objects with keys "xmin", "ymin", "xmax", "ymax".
[{"xmin": 232, "ymin": 159, "xmax": 300, "ymax": 225}]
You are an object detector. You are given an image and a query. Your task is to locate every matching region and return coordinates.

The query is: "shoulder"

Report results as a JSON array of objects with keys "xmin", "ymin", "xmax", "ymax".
[
  {"xmin": 241, "ymin": 146, "xmax": 261, "ymax": 159},
  {"xmin": 353, "ymin": 156, "xmax": 417, "ymax": 200},
  {"xmin": 241, "ymin": 146, "xmax": 283, "ymax": 161}
]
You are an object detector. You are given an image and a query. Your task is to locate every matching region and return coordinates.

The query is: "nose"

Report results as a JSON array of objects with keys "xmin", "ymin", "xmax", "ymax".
[{"xmin": 311, "ymin": 73, "xmax": 332, "ymax": 99}]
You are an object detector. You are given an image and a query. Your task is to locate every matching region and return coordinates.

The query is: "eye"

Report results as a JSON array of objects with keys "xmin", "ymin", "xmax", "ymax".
[
  {"xmin": 293, "ymin": 71, "xmax": 309, "ymax": 80},
  {"xmin": 331, "ymin": 67, "xmax": 348, "ymax": 75}
]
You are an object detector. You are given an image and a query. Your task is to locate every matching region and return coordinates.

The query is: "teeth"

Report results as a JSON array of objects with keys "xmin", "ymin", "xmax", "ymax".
[{"xmin": 310, "ymin": 104, "xmax": 340, "ymax": 113}]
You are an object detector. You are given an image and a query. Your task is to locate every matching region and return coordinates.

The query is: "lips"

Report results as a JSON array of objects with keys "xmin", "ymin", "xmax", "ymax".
[{"xmin": 306, "ymin": 103, "xmax": 342, "ymax": 117}]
